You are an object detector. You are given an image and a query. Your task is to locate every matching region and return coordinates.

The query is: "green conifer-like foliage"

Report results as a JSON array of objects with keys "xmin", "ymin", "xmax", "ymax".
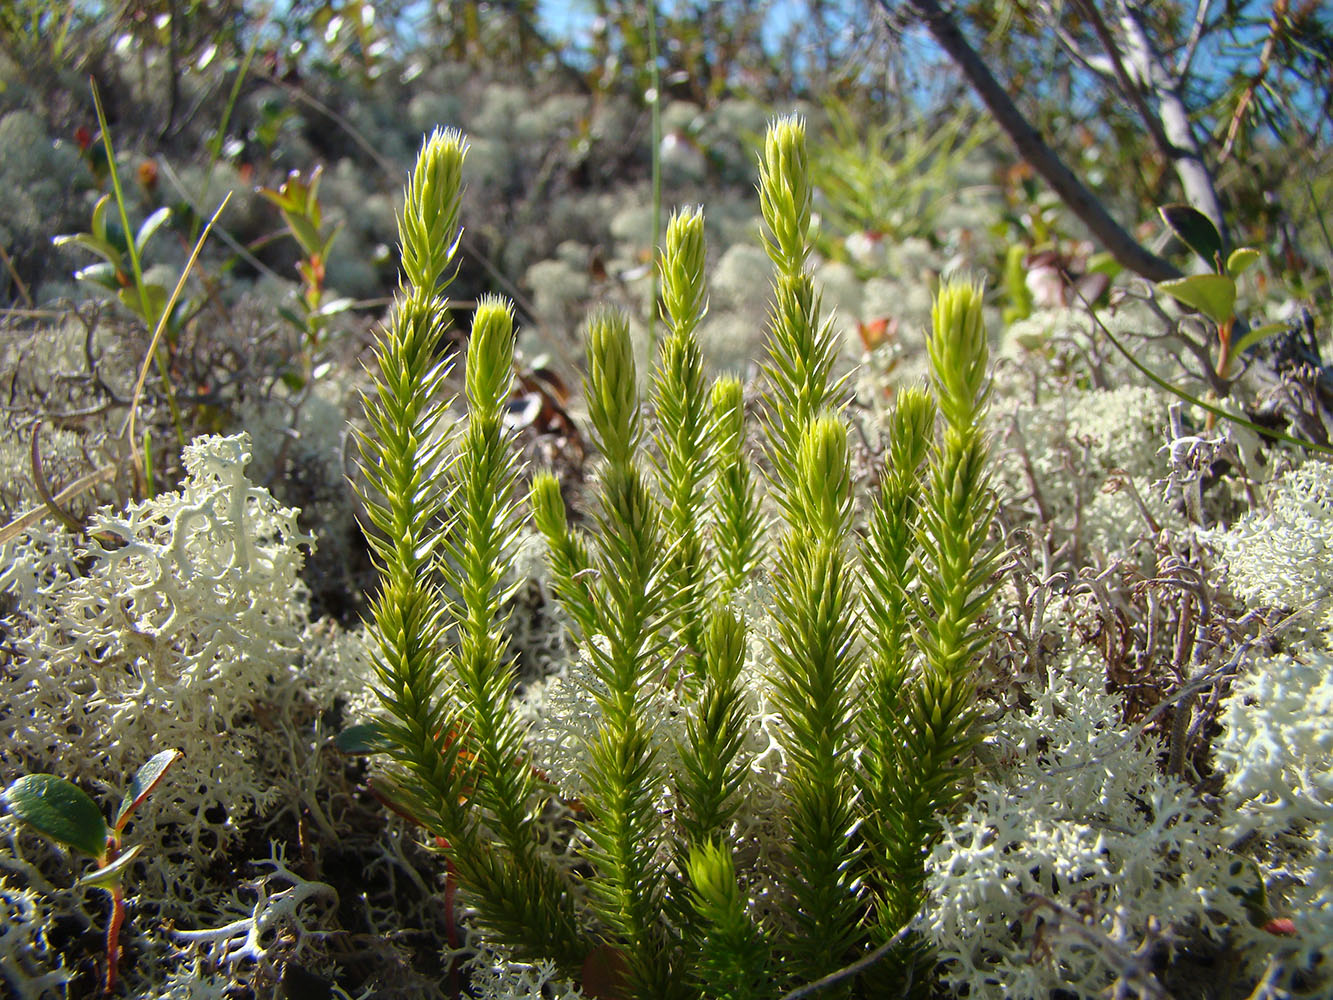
[{"xmin": 359, "ymin": 117, "xmax": 1000, "ymax": 999}]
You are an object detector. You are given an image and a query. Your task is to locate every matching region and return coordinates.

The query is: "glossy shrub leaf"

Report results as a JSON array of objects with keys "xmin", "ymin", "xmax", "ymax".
[
  {"xmin": 113, "ymin": 748, "xmax": 182, "ymax": 832},
  {"xmin": 3, "ymin": 774, "xmax": 109, "ymax": 858},
  {"xmin": 91, "ymin": 192, "xmax": 112, "ymax": 243},
  {"xmin": 81, "ymin": 844, "xmax": 143, "ymax": 889},
  {"xmin": 1159, "ymin": 203, "xmax": 1223, "ymax": 267},
  {"xmin": 316, "ymin": 296, "xmax": 355, "ymax": 318},
  {"xmin": 285, "ymin": 213, "xmax": 325, "ymax": 259},
  {"xmin": 53, "ymin": 231, "xmax": 122, "ymax": 266},
  {"xmin": 1226, "ymin": 247, "xmax": 1261, "ymax": 279},
  {"xmin": 1158, "ymin": 274, "xmax": 1236, "ymax": 326}
]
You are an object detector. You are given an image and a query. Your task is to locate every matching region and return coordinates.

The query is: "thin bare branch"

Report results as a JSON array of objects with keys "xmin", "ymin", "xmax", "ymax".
[{"xmin": 898, "ymin": 0, "xmax": 1182, "ymax": 283}]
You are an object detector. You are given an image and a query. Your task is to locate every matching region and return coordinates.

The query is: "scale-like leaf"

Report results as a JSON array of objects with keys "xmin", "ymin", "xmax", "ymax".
[{"xmin": 3, "ymin": 774, "xmax": 109, "ymax": 858}]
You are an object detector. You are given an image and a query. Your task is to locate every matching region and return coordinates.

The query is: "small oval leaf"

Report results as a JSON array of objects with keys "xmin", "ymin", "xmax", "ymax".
[
  {"xmin": 81, "ymin": 843, "xmax": 142, "ymax": 889},
  {"xmin": 73, "ymin": 261, "xmax": 124, "ymax": 292},
  {"xmin": 1158, "ymin": 274, "xmax": 1236, "ymax": 326},
  {"xmin": 3, "ymin": 775, "xmax": 108, "ymax": 858},
  {"xmin": 316, "ymin": 297, "xmax": 355, "ymax": 318},
  {"xmin": 1226, "ymin": 247, "xmax": 1261, "ymax": 279},
  {"xmin": 114, "ymin": 749, "xmax": 182, "ymax": 832},
  {"xmin": 1159, "ymin": 203, "xmax": 1223, "ymax": 268}
]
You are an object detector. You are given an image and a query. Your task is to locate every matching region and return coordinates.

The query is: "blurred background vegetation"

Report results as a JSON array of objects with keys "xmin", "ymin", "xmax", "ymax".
[{"xmin": 1, "ymin": 0, "xmax": 1329, "ymax": 616}]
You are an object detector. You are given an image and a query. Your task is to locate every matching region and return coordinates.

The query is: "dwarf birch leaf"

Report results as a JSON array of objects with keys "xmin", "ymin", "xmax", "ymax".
[
  {"xmin": 1160, "ymin": 203, "xmax": 1222, "ymax": 267},
  {"xmin": 3, "ymin": 774, "xmax": 109, "ymax": 858},
  {"xmin": 1158, "ymin": 274, "xmax": 1236, "ymax": 326},
  {"xmin": 114, "ymin": 749, "xmax": 182, "ymax": 832}
]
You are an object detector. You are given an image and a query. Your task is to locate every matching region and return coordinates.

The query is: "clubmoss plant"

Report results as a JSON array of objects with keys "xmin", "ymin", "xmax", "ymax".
[
  {"xmin": 359, "ymin": 116, "xmax": 1002, "ymax": 999},
  {"xmin": 355, "ymin": 127, "xmax": 584, "ymax": 969}
]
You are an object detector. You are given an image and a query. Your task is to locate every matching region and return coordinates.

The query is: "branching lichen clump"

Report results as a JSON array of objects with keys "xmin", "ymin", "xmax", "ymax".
[
  {"xmin": 1210, "ymin": 460, "xmax": 1333, "ymax": 631},
  {"xmin": 1, "ymin": 435, "xmax": 315, "ymax": 853},
  {"xmin": 926, "ymin": 642, "xmax": 1249, "ymax": 999},
  {"xmin": 0, "ymin": 433, "xmax": 364, "ymax": 996},
  {"xmin": 1216, "ymin": 645, "xmax": 1333, "ymax": 969}
]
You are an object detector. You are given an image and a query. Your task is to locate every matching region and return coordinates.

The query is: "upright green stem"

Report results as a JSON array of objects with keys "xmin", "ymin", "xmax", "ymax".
[
  {"xmin": 647, "ymin": 0, "xmax": 663, "ymax": 351},
  {"xmin": 359, "ymin": 130, "xmax": 581, "ymax": 969},
  {"xmin": 756, "ymin": 116, "xmax": 862, "ymax": 984},
  {"xmin": 92, "ymin": 81, "xmax": 187, "ymax": 449}
]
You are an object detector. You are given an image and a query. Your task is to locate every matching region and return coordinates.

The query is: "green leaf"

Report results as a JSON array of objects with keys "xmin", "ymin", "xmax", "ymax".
[
  {"xmin": 1226, "ymin": 247, "xmax": 1261, "ymax": 279},
  {"xmin": 1085, "ymin": 251, "xmax": 1122, "ymax": 277},
  {"xmin": 118, "ymin": 283, "xmax": 168, "ymax": 326},
  {"xmin": 134, "ymin": 206, "xmax": 172, "ymax": 256},
  {"xmin": 3, "ymin": 774, "xmax": 109, "ymax": 858},
  {"xmin": 53, "ymin": 231, "xmax": 121, "ymax": 266},
  {"xmin": 1233, "ymin": 321, "xmax": 1289, "ymax": 357},
  {"xmin": 113, "ymin": 749, "xmax": 182, "ymax": 832},
  {"xmin": 316, "ymin": 296, "xmax": 355, "ymax": 318},
  {"xmin": 1158, "ymin": 274, "xmax": 1236, "ymax": 326},
  {"xmin": 334, "ymin": 723, "xmax": 393, "ymax": 755},
  {"xmin": 91, "ymin": 193, "xmax": 111, "ymax": 242},
  {"xmin": 81, "ymin": 844, "xmax": 142, "ymax": 890},
  {"xmin": 73, "ymin": 261, "xmax": 124, "ymax": 292},
  {"xmin": 1159, "ymin": 203, "xmax": 1223, "ymax": 267},
  {"xmin": 285, "ymin": 213, "xmax": 324, "ymax": 259}
]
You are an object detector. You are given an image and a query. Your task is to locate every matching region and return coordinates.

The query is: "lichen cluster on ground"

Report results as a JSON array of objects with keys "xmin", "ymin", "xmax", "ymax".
[{"xmin": 2, "ymin": 5, "xmax": 1332, "ymax": 999}]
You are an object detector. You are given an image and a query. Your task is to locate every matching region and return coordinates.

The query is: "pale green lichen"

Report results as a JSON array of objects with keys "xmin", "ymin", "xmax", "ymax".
[
  {"xmin": 927, "ymin": 644, "xmax": 1247, "ymax": 999},
  {"xmin": 1217, "ymin": 645, "xmax": 1333, "ymax": 972},
  {"xmin": 1209, "ymin": 461, "xmax": 1333, "ymax": 631}
]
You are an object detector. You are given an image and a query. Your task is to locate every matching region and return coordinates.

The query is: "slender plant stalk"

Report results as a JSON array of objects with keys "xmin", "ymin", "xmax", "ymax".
[
  {"xmin": 647, "ymin": 0, "xmax": 663, "ymax": 351},
  {"xmin": 358, "ymin": 128, "xmax": 582, "ymax": 971},
  {"xmin": 756, "ymin": 115, "xmax": 863, "ymax": 984},
  {"xmin": 534, "ymin": 308, "xmax": 679, "ymax": 999},
  {"xmin": 92, "ymin": 81, "xmax": 187, "ymax": 450},
  {"xmin": 652, "ymin": 207, "xmax": 713, "ymax": 679}
]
